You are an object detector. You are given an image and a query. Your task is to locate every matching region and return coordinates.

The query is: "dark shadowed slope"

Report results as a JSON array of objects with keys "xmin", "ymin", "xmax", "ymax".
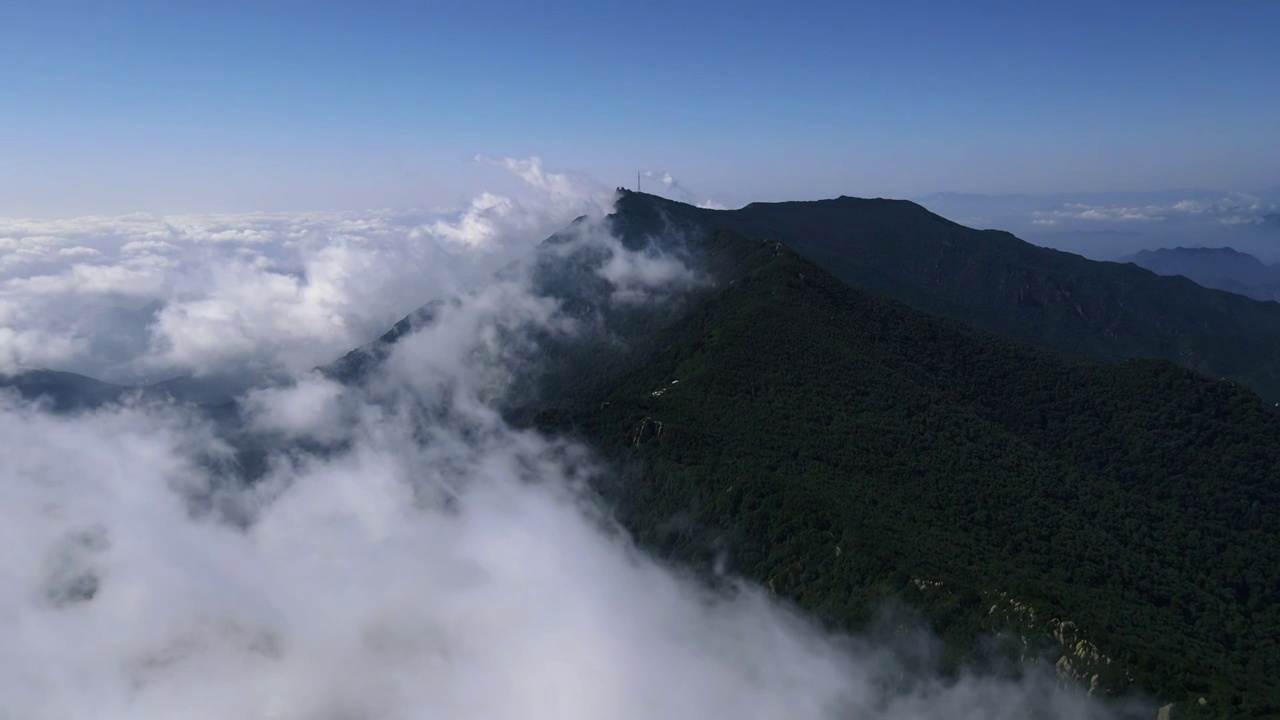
[
  {"xmin": 537, "ymin": 231, "xmax": 1280, "ymax": 719},
  {"xmin": 607, "ymin": 190, "xmax": 1280, "ymax": 402}
]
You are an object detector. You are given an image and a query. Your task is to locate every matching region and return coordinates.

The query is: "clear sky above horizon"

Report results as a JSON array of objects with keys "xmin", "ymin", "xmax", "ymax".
[{"xmin": 2, "ymin": 0, "xmax": 1277, "ymax": 216}]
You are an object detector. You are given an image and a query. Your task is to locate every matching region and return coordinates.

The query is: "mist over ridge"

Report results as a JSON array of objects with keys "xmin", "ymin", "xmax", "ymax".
[{"xmin": 0, "ymin": 160, "xmax": 1133, "ymax": 719}]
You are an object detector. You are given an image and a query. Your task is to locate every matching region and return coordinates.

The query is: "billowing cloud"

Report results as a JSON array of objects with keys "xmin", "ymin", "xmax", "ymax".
[
  {"xmin": 0, "ymin": 159, "xmax": 611, "ymax": 384},
  {"xmin": 0, "ymin": 388, "xmax": 1115, "ymax": 720},
  {"xmin": 0, "ymin": 216, "xmax": 1123, "ymax": 718},
  {"xmin": 594, "ymin": 238, "xmax": 699, "ymax": 306},
  {"xmin": 478, "ymin": 155, "xmax": 589, "ymax": 203}
]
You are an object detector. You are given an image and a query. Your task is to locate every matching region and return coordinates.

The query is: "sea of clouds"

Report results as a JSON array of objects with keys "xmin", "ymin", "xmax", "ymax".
[
  {"xmin": 917, "ymin": 188, "xmax": 1280, "ymax": 261},
  {"xmin": 0, "ymin": 157, "xmax": 607, "ymax": 384},
  {"xmin": 0, "ymin": 158, "xmax": 1130, "ymax": 719}
]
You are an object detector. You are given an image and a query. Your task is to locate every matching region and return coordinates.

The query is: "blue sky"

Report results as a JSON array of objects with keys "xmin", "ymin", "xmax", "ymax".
[{"xmin": 2, "ymin": 0, "xmax": 1277, "ymax": 215}]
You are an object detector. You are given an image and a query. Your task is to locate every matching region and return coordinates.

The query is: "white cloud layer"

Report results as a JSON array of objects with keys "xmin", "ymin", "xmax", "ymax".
[
  {"xmin": 0, "ymin": 386, "xmax": 1115, "ymax": 720},
  {"xmin": 0, "ymin": 157, "xmax": 609, "ymax": 384},
  {"xmin": 1028, "ymin": 193, "xmax": 1274, "ymax": 225}
]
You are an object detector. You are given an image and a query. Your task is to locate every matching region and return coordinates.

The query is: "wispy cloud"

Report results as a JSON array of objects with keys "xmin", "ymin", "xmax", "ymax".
[
  {"xmin": 1022, "ymin": 192, "xmax": 1273, "ymax": 226},
  {"xmin": 639, "ymin": 170, "xmax": 729, "ymax": 211},
  {"xmin": 1032, "ymin": 204, "xmax": 1164, "ymax": 223}
]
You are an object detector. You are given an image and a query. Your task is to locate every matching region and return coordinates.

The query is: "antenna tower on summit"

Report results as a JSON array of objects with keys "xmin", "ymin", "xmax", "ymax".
[{"xmin": 637, "ymin": 171, "xmax": 641, "ymax": 192}]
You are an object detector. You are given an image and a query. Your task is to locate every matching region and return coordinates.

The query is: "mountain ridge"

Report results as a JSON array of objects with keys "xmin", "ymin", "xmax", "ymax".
[
  {"xmin": 607, "ymin": 189, "xmax": 1280, "ymax": 402},
  {"xmin": 1123, "ymin": 247, "xmax": 1280, "ymax": 303},
  {"xmin": 15, "ymin": 189, "xmax": 1280, "ymax": 410}
]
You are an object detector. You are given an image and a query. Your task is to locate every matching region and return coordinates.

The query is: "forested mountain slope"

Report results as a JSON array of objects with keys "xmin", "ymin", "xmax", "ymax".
[
  {"xmin": 607, "ymin": 190, "xmax": 1280, "ymax": 402},
  {"xmin": 538, "ymin": 231, "xmax": 1280, "ymax": 719}
]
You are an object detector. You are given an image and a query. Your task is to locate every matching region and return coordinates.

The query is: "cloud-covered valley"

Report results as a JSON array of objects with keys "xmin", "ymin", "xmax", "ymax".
[{"xmin": 0, "ymin": 159, "xmax": 1129, "ymax": 719}]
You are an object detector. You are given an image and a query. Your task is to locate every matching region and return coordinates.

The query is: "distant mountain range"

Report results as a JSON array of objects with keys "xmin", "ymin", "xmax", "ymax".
[
  {"xmin": 6, "ymin": 191, "xmax": 1280, "ymax": 717},
  {"xmin": 1123, "ymin": 247, "xmax": 1280, "ymax": 302},
  {"xmin": 0, "ymin": 369, "xmax": 259, "ymax": 411}
]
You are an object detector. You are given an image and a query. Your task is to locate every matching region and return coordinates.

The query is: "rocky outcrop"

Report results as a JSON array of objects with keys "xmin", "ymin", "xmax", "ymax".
[
  {"xmin": 983, "ymin": 591, "xmax": 1134, "ymax": 696},
  {"xmin": 631, "ymin": 417, "xmax": 663, "ymax": 447}
]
